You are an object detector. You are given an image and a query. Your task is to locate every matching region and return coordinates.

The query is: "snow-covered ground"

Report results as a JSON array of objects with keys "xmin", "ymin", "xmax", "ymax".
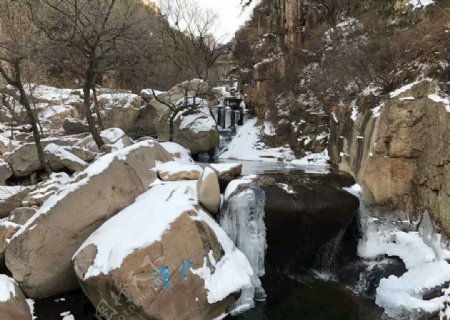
[{"xmin": 218, "ymin": 118, "xmax": 330, "ymax": 173}]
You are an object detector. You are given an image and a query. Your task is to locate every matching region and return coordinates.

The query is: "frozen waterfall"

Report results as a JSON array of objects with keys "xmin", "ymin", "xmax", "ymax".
[{"xmin": 219, "ymin": 187, "xmax": 267, "ymax": 314}]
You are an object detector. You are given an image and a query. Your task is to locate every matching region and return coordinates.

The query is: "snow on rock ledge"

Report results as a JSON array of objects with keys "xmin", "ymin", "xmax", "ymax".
[{"xmin": 73, "ymin": 180, "xmax": 254, "ymax": 320}]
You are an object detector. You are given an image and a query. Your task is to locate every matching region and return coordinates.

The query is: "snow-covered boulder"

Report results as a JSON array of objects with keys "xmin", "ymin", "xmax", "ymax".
[
  {"xmin": 5, "ymin": 137, "xmax": 81, "ymax": 177},
  {"xmin": 44, "ymin": 144, "xmax": 88, "ymax": 173},
  {"xmin": 0, "ymin": 275, "xmax": 32, "ymax": 320},
  {"xmin": 73, "ymin": 181, "xmax": 254, "ymax": 320},
  {"xmin": 160, "ymin": 142, "xmax": 195, "ymax": 164},
  {"xmin": 157, "ymin": 161, "xmax": 203, "ymax": 181},
  {"xmin": 0, "ymin": 186, "xmax": 32, "ymax": 218},
  {"xmin": 197, "ymin": 167, "xmax": 221, "ymax": 214},
  {"xmin": 99, "ymin": 93, "xmax": 144, "ymax": 133},
  {"xmin": 5, "ymin": 141, "xmax": 173, "ymax": 298},
  {"xmin": 173, "ymin": 98, "xmax": 219, "ymax": 155},
  {"xmin": 0, "ymin": 159, "xmax": 12, "ymax": 185}
]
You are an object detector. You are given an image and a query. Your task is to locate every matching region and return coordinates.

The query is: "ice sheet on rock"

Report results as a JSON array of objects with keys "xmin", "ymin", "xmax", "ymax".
[
  {"xmin": 0, "ymin": 275, "xmax": 16, "ymax": 302},
  {"xmin": 224, "ymin": 176, "xmax": 256, "ymax": 200},
  {"xmin": 220, "ymin": 187, "xmax": 267, "ymax": 311},
  {"xmin": 160, "ymin": 142, "xmax": 194, "ymax": 164},
  {"xmin": 191, "ymin": 210, "xmax": 254, "ymax": 305}
]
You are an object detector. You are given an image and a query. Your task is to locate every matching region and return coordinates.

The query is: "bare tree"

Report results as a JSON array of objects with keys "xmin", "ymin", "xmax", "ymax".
[
  {"xmin": 0, "ymin": 0, "xmax": 51, "ymax": 174},
  {"xmin": 157, "ymin": 0, "xmax": 226, "ymax": 82},
  {"xmin": 25, "ymin": 0, "xmax": 155, "ymax": 149}
]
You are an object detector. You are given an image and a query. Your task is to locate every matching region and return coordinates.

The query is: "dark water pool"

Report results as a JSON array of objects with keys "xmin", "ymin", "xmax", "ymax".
[{"xmin": 228, "ymin": 273, "xmax": 383, "ymax": 320}]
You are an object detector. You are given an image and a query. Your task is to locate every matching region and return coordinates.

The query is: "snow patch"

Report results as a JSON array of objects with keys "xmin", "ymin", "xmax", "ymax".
[{"xmin": 0, "ymin": 275, "xmax": 16, "ymax": 302}]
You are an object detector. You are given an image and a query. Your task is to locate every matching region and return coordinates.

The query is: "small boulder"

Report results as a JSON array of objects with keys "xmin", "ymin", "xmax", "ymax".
[
  {"xmin": 44, "ymin": 143, "xmax": 88, "ymax": 173},
  {"xmin": 0, "ymin": 158, "xmax": 12, "ymax": 185},
  {"xmin": 197, "ymin": 167, "xmax": 221, "ymax": 214},
  {"xmin": 210, "ymin": 163, "xmax": 242, "ymax": 183},
  {"xmin": 0, "ymin": 187, "xmax": 32, "ymax": 218},
  {"xmin": 63, "ymin": 118, "xmax": 90, "ymax": 135},
  {"xmin": 157, "ymin": 162, "xmax": 203, "ymax": 181},
  {"xmin": 0, "ymin": 275, "xmax": 32, "ymax": 320},
  {"xmin": 8, "ymin": 207, "xmax": 37, "ymax": 225}
]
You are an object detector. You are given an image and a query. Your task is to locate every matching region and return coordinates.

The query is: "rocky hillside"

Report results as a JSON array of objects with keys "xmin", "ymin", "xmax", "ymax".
[{"xmin": 234, "ymin": 0, "xmax": 450, "ymax": 233}]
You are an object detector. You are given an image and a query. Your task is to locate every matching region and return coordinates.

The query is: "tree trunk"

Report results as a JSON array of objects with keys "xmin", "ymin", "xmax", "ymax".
[
  {"xmin": 14, "ymin": 67, "xmax": 52, "ymax": 175},
  {"xmin": 83, "ymin": 68, "xmax": 104, "ymax": 150},
  {"xmin": 91, "ymin": 81, "xmax": 104, "ymax": 130}
]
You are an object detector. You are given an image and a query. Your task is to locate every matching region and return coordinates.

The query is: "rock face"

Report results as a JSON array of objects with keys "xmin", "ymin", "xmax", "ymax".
[
  {"xmin": 73, "ymin": 182, "xmax": 253, "ymax": 320},
  {"xmin": 8, "ymin": 207, "xmax": 37, "ymax": 225},
  {"xmin": 197, "ymin": 167, "xmax": 221, "ymax": 214},
  {"xmin": 0, "ymin": 275, "xmax": 32, "ymax": 320},
  {"xmin": 330, "ymin": 80, "xmax": 450, "ymax": 232},
  {"xmin": 5, "ymin": 141, "xmax": 173, "ymax": 298}
]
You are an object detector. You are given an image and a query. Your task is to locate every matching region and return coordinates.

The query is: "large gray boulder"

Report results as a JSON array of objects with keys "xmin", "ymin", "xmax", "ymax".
[
  {"xmin": 73, "ymin": 181, "xmax": 253, "ymax": 320},
  {"xmin": 5, "ymin": 141, "xmax": 173, "ymax": 298},
  {"xmin": 173, "ymin": 99, "xmax": 219, "ymax": 154},
  {"xmin": 99, "ymin": 93, "xmax": 144, "ymax": 133}
]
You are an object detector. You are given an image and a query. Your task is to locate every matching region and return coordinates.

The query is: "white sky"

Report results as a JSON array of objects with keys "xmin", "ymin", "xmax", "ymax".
[{"xmin": 195, "ymin": 0, "xmax": 258, "ymax": 42}]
